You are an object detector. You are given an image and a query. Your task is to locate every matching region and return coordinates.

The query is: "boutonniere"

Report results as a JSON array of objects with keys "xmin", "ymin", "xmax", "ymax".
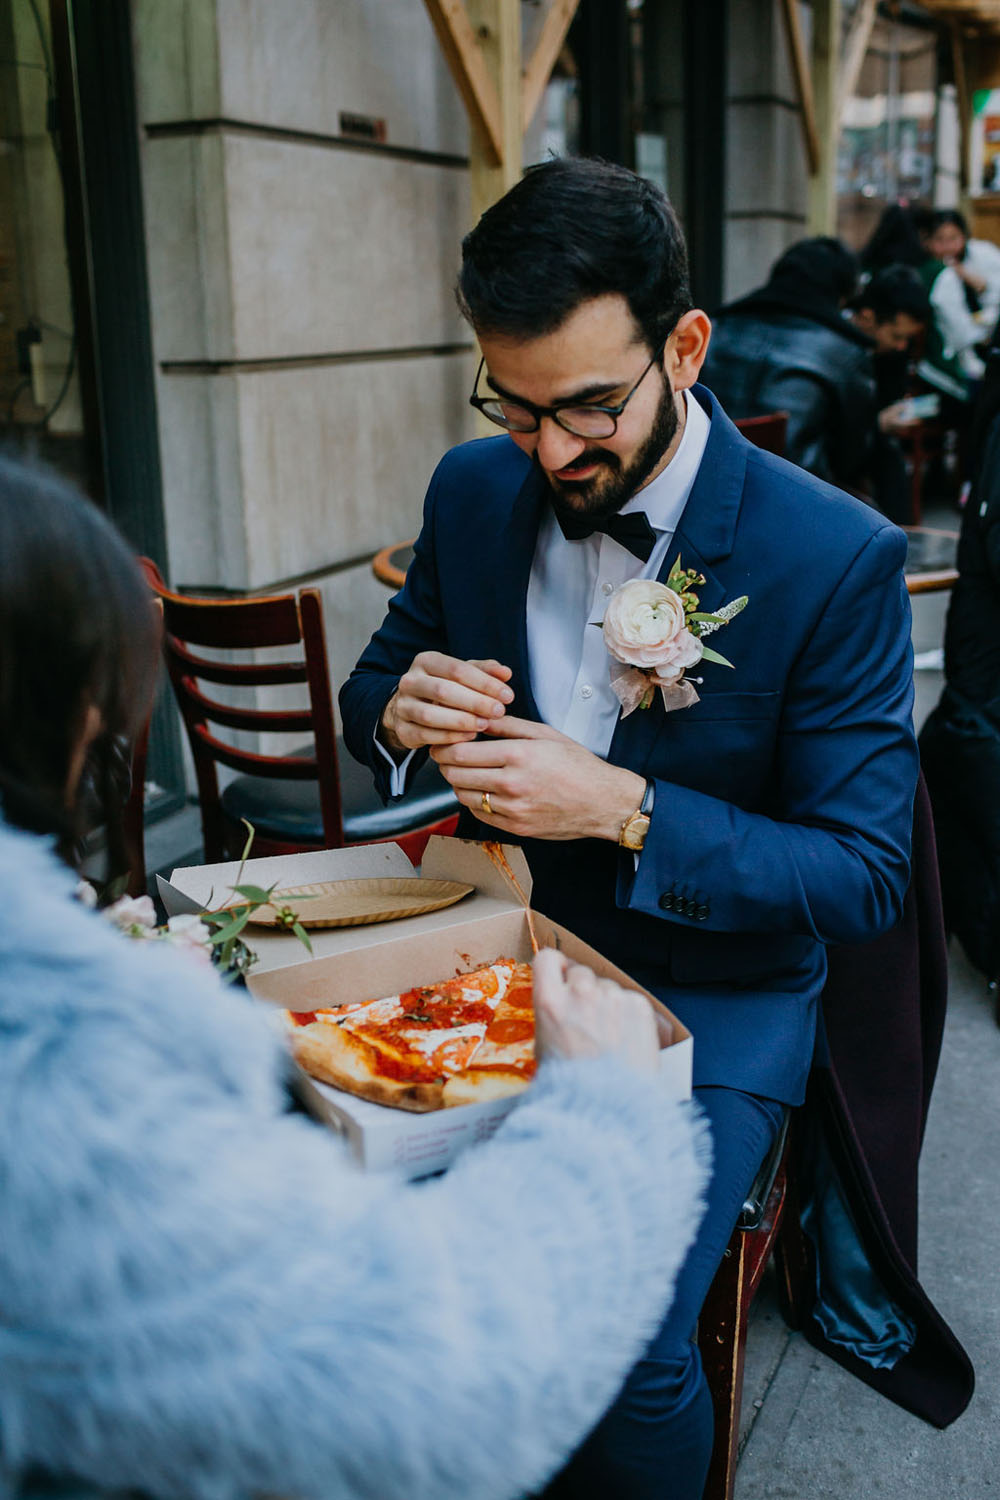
[{"xmin": 601, "ymin": 558, "xmax": 748, "ymax": 716}]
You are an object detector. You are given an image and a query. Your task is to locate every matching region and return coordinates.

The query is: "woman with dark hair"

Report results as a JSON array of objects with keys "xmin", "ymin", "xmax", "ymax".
[
  {"xmin": 926, "ymin": 209, "xmax": 1000, "ymax": 339},
  {"xmin": 919, "ymin": 354, "xmax": 1000, "ymax": 1002},
  {"xmin": 0, "ymin": 461, "xmax": 158, "ymax": 873},
  {"xmin": 861, "ymin": 203, "xmax": 927, "ymax": 272},
  {"xmin": 0, "ymin": 459, "xmax": 707, "ymax": 1500}
]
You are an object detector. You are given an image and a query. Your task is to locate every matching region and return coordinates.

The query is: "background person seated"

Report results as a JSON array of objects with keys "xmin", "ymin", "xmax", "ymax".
[
  {"xmin": 0, "ymin": 458, "xmax": 709, "ymax": 1500},
  {"xmin": 701, "ymin": 239, "xmax": 928, "ymax": 520},
  {"xmin": 912, "ymin": 205, "xmax": 988, "ymax": 405},
  {"xmin": 919, "ymin": 351, "xmax": 1000, "ymax": 998},
  {"xmin": 926, "ymin": 209, "xmax": 1000, "ymax": 348}
]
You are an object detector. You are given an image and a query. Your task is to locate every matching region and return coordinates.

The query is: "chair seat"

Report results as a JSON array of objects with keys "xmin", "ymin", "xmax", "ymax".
[{"xmin": 220, "ymin": 742, "xmax": 459, "ymax": 845}]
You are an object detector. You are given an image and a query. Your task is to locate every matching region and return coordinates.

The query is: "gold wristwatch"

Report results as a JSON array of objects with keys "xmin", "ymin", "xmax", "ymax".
[{"xmin": 619, "ymin": 780, "xmax": 654, "ymax": 852}]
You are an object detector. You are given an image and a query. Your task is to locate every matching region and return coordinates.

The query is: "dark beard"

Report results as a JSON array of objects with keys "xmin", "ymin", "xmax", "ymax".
[{"xmin": 542, "ymin": 384, "xmax": 679, "ymax": 526}]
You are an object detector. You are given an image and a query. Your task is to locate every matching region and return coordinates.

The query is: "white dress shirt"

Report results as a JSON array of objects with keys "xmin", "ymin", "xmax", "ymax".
[
  {"xmin": 526, "ymin": 390, "xmax": 710, "ymax": 757},
  {"xmin": 378, "ymin": 390, "xmax": 711, "ymax": 790}
]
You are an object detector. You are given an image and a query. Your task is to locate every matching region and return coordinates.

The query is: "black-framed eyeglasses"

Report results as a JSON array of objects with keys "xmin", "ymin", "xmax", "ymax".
[{"xmin": 469, "ymin": 341, "xmax": 667, "ymax": 440}]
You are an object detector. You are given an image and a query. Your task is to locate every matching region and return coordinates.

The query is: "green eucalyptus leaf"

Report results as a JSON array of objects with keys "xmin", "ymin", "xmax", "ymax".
[
  {"xmin": 699, "ymin": 645, "xmax": 735, "ymax": 669},
  {"xmin": 210, "ymin": 909, "xmax": 252, "ymax": 945},
  {"xmin": 231, "ymin": 884, "xmax": 274, "ymax": 906},
  {"xmin": 291, "ymin": 921, "xmax": 313, "ymax": 954}
]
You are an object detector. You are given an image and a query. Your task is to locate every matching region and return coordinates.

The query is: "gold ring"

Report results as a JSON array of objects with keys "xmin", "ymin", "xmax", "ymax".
[{"xmin": 481, "ymin": 790, "xmax": 493, "ymax": 816}]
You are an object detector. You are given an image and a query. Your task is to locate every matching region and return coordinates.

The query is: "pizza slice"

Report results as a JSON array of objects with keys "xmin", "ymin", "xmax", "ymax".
[
  {"xmin": 441, "ymin": 966, "xmax": 536, "ymax": 1106},
  {"xmin": 286, "ymin": 958, "xmax": 535, "ymax": 1112}
]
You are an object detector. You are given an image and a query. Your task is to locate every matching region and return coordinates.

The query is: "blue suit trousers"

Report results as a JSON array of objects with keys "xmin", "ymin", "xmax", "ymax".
[{"xmin": 541, "ymin": 1086, "xmax": 785, "ymax": 1500}]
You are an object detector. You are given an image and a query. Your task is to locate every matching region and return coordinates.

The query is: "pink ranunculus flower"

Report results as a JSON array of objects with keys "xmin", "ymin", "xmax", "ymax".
[
  {"xmin": 164, "ymin": 913, "xmax": 215, "ymax": 966},
  {"xmin": 603, "ymin": 578, "xmax": 703, "ymax": 676},
  {"xmin": 104, "ymin": 893, "xmax": 158, "ymax": 933},
  {"xmin": 650, "ymin": 627, "xmax": 704, "ymax": 685}
]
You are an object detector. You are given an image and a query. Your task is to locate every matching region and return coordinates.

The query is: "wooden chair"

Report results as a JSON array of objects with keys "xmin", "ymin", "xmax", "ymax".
[
  {"xmin": 733, "ymin": 411, "xmax": 789, "ymax": 458},
  {"xmin": 139, "ymin": 560, "xmax": 459, "ymax": 866},
  {"xmin": 697, "ymin": 1114, "xmax": 811, "ymax": 1500}
]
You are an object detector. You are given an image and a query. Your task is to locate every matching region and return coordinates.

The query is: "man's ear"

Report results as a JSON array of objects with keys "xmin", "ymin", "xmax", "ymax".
[
  {"xmin": 665, "ymin": 310, "xmax": 712, "ymax": 390},
  {"xmin": 853, "ymin": 306, "xmax": 876, "ymax": 336}
]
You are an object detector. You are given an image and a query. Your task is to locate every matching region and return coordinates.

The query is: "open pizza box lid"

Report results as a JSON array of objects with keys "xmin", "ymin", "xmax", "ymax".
[
  {"xmin": 161, "ymin": 838, "xmax": 692, "ymax": 1176},
  {"xmin": 158, "ymin": 837, "xmax": 545, "ymax": 974}
]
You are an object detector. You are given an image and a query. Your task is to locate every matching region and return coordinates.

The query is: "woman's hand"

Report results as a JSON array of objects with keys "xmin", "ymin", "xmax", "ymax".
[{"xmin": 532, "ymin": 947, "xmax": 669, "ymax": 1075}]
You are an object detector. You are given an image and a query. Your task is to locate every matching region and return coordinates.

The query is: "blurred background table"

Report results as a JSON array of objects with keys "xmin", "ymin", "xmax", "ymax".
[
  {"xmin": 903, "ymin": 524, "xmax": 959, "ymax": 595},
  {"xmin": 372, "ymin": 540, "xmax": 414, "ymax": 591},
  {"xmin": 373, "ymin": 525, "xmax": 960, "ymax": 597}
]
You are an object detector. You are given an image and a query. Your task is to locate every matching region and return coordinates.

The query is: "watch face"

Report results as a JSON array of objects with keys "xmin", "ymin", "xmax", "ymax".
[{"xmin": 620, "ymin": 812, "xmax": 651, "ymax": 850}]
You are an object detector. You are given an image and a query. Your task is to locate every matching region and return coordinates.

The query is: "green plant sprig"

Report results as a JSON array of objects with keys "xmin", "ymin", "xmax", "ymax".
[{"xmin": 199, "ymin": 820, "xmax": 314, "ymax": 979}]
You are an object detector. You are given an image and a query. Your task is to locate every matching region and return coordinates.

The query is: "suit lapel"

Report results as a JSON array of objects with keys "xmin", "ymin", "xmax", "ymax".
[{"xmin": 608, "ymin": 386, "xmax": 750, "ymax": 774}]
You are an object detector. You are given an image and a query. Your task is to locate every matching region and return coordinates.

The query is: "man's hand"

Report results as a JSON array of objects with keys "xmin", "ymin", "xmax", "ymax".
[
  {"xmin": 380, "ymin": 652, "xmax": 514, "ymax": 753},
  {"xmin": 533, "ymin": 947, "xmax": 668, "ymax": 1074},
  {"xmin": 430, "ymin": 714, "xmax": 645, "ymax": 841}
]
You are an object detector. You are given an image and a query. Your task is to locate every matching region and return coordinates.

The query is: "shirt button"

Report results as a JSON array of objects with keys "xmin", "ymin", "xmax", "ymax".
[
  {"xmin": 580, "ymin": 684, "xmax": 593, "ymax": 699},
  {"xmin": 601, "ymin": 580, "xmax": 614, "ymax": 596}
]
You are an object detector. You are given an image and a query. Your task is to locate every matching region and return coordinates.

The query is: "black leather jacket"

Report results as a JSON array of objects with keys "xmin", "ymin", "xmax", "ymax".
[{"xmin": 701, "ymin": 308, "xmax": 879, "ymax": 487}]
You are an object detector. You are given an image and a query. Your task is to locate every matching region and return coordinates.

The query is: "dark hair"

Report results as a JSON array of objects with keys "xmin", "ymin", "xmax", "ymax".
[
  {"xmin": 853, "ymin": 264, "xmax": 931, "ymax": 324},
  {"xmin": 861, "ymin": 205, "xmax": 926, "ymax": 271},
  {"xmin": 457, "ymin": 157, "xmax": 692, "ymax": 351},
  {"xmin": 909, "ymin": 204, "xmax": 938, "ymax": 241},
  {"xmin": 0, "ymin": 457, "xmax": 159, "ymax": 870},
  {"xmin": 767, "ymin": 236, "xmax": 859, "ymax": 302},
  {"xmin": 932, "ymin": 209, "xmax": 969, "ymax": 239}
]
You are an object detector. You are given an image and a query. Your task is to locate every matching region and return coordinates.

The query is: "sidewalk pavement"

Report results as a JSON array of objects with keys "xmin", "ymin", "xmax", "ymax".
[
  {"xmin": 735, "ymin": 581, "xmax": 998, "ymax": 1499},
  {"xmin": 736, "ymin": 940, "xmax": 998, "ymax": 1499}
]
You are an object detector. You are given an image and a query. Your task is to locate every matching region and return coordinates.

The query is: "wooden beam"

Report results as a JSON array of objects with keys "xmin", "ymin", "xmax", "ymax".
[
  {"xmin": 423, "ymin": 0, "xmax": 504, "ymax": 166},
  {"xmin": 522, "ymin": 0, "xmax": 581, "ymax": 132},
  {"xmin": 952, "ymin": 20, "xmax": 971, "ymax": 193},
  {"xmin": 467, "ymin": 0, "xmax": 522, "ymax": 220},
  {"xmin": 780, "ymin": 0, "xmax": 821, "ymax": 175},
  {"xmin": 837, "ymin": 0, "xmax": 877, "ymax": 123}
]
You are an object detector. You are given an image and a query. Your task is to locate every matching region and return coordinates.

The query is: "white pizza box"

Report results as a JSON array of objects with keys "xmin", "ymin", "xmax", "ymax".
[
  {"xmin": 160, "ymin": 838, "xmax": 692, "ymax": 1176},
  {"xmin": 210, "ymin": 837, "xmax": 692, "ymax": 1176}
]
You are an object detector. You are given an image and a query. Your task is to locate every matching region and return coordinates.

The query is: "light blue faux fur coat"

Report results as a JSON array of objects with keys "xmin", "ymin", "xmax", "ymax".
[{"xmin": 0, "ymin": 818, "xmax": 709, "ymax": 1500}]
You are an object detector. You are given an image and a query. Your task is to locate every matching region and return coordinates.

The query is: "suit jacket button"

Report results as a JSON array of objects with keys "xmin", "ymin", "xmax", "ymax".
[
  {"xmin": 696, "ymin": 904, "xmax": 710, "ymax": 921},
  {"xmin": 685, "ymin": 898, "xmax": 699, "ymax": 917},
  {"xmin": 659, "ymin": 893, "xmax": 674, "ymax": 911}
]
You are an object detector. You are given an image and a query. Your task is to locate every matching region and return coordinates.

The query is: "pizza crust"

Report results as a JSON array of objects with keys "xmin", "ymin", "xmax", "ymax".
[
  {"xmin": 441, "ymin": 1069, "xmax": 530, "ymax": 1108},
  {"xmin": 289, "ymin": 1023, "xmax": 447, "ymax": 1112},
  {"xmin": 285, "ymin": 958, "xmax": 536, "ymax": 1114}
]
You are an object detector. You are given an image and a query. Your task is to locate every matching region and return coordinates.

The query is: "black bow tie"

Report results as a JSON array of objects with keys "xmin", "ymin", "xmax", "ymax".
[{"xmin": 554, "ymin": 507, "xmax": 658, "ymax": 562}]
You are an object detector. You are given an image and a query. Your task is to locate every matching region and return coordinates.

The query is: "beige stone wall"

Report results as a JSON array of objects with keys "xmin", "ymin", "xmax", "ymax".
[
  {"xmin": 723, "ymin": 0, "xmax": 810, "ymax": 300},
  {"xmin": 132, "ymin": 0, "xmax": 476, "ymax": 702}
]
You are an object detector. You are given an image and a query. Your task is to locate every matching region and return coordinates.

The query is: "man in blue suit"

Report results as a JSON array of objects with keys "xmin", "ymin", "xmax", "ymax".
[{"xmin": 340, "ymin": 158, "xmax": 917, "ymax": 1498}]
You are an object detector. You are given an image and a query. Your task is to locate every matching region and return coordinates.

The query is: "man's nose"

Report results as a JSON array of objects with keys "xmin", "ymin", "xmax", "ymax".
[{"xmin": 532, "ymin": 416, "xmax": 588, "ymax": 472}]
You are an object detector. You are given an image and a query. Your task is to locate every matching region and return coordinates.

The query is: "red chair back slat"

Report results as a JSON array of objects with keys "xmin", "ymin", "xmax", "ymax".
[
  {"xmin": 180, "ymin": 676, "xmax": 313, "ymax": 735},
  {"xmin": 166, "ymin": 637, "xmax": 310, "ymax": 687}
]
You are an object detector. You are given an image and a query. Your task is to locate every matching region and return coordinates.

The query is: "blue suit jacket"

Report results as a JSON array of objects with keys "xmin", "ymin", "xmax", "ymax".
[{"xmin": 341, "ymin": 387, "xmax": 918, "ymax": 1104}]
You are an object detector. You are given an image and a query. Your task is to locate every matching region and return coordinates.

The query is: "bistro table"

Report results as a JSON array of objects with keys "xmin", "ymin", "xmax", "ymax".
[
  {"xmin": 901, "ymin": 524, "xmax": 959, "ymax": 595},
  {"xmin": 372, "ymin": 540, "xmax": 414, "ymax": 591},
  {"xmin": 373, "ymin": 526, "xmax": 961, "ymax": 597}
]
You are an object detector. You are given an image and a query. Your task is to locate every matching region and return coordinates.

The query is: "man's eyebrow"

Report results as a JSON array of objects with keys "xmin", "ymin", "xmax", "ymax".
[{"xmin": 485, "ymin": 372, "xmax": 625, "ymax": 405}]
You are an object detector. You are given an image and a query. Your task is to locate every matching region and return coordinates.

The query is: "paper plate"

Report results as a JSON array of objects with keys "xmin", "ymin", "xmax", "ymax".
[{"xmin": 242, "ymin": 877, "xmax": 475, "ymax": 930}]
